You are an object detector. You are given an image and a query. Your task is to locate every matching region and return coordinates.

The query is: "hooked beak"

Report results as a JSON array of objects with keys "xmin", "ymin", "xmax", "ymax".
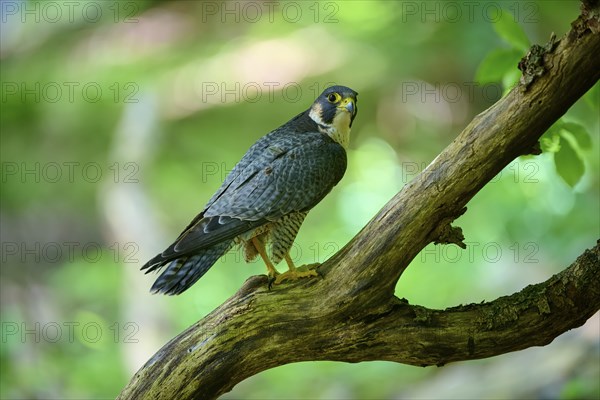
[{"xmin": 339, "ymin": 97, "xmax": 356, "ymax": 116}]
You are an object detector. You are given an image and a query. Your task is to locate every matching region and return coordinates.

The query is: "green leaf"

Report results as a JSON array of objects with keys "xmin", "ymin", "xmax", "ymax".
[
  {"xmin": 493, "ymin": 10, "xmax": 531, "ymax": 52},
  {"xmin": 502, "ymin": 68, "xmax": 521, "ymax": 94},
  {"xmin": 545, "ymin": 120, "xmax": 564, "ymax": 137},
  {"xmin": 541, "ymin": 134, "xmax": 560, "ymax": 153},
  {"xmin": 554, "ymin": 137, "xmax": 585, "ymax": 187},
  {"xmin": 476, "ymin": 48, "xmax": 522, "ymax": 84},
  {"xmin": 562, "ymin": 122, "xmax": 592, "ymax": 150},
  {"xmin": 540, "ymin": 120, "xmax": 564, "ymax": 151}
]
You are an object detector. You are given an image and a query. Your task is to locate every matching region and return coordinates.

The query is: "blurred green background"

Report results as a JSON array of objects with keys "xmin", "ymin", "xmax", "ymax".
[{"xmin": 1, "ymin": 1, "xmax": 598, "ymax": 399}]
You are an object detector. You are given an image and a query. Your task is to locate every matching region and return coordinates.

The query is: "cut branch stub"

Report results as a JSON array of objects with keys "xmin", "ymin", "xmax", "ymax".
[
  {"xmin": 518, "ymin": 33, "xmax": 559, "ymax": 90},
  {"xmin": 433, "ymin": 224, "xmax": 466, "ymax": 249}
]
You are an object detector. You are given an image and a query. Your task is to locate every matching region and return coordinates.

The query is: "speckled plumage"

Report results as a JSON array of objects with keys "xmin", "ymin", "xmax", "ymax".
[{"xmin": 142, "ymin": 86, "xmax": 358, "ymax": 295}]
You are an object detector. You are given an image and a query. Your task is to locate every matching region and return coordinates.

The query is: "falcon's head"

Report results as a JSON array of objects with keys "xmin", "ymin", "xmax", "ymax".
[{"xmin": 309, "ymin": 85, "xmax": 358, "ymax": 148}]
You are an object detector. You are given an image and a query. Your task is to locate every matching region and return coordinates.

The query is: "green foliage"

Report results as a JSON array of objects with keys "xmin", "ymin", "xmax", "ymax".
[
  {"xmin": 553, "ymin": 130, "xmax": 586, "ymax": 188},
  {"xmin": 561, "ymin": 121, "xmax": 593, "ymax": 150},
  {"xmin": 476, "ymin": 48, "xmax": 523, "ymax": 84},
  {"xmin": 475, "ymin": 7, "xmax": 531, "ymax": 91},
  {"xmin": 477, "ymin": 8, "xmax": 595, "ymax": 189},
  {"xmin": 493, "ymin": 9, "xmax": 531, "ymax": 52},
  {"xmin": 542, "ymin": 120, "xmax": 593, "ymax": 187},
  {"xmin": 540, "ymin": 132, "xmax": 561, "ymax": 153}
]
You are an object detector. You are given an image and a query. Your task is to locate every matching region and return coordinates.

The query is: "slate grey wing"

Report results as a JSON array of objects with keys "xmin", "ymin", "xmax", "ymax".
[
  {"xmin": 142, "ymin": 130, "xmax": 347, "ymax": 295},
  {"xmin": 141, "ymin": 215, "xmax": 264, "ymax": 295},
  {"xmin": 205, "ymin": 130, "xmax": 347, "ymax": 221},
  {"xmin": 202, "ymin": 130, "xmax": 278, "ymax": 211}
]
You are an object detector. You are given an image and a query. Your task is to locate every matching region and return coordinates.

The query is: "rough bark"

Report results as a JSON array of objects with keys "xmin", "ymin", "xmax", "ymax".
[{"xmin": 119, "ymin": 5, "xmax": 600, "ymax": 400}]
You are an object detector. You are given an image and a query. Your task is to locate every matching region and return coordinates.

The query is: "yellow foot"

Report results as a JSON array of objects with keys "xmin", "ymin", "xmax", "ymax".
[{"xmin": 273, "ymin": 263, "xmax": 321, "ymax": 286}]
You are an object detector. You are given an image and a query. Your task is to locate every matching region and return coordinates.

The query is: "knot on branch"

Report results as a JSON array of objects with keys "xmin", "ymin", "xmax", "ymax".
[
  {"xmin": 433, "ymin": 223, "xmax": 466, "ymax": 249},
  {"xmin": 579, "ymin": 0, "xmax": 600, "ymax": 34},
  {"xmin": 239, "ymin": 275, "xmax": 269, "ymax": 296},
  {"xmin": 518, "ymin": 33, "xmax": 559, "ymax": 91}
]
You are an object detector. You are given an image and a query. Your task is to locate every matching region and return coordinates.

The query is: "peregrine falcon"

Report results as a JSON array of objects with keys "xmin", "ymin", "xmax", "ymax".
[{"xmin": 142, "ymin": 85, "xmax": 358, "ymax": 295}]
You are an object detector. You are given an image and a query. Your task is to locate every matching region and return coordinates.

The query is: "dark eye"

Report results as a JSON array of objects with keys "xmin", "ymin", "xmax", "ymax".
[{"xmin": 327, "ymin": 93, "xmax": 339, "ymax": 103}]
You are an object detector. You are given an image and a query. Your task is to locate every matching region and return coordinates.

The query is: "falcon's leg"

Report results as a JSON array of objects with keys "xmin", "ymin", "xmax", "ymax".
[
  {"xmin": 273, "ymin": 253, "xmax": 319, "ymax": 285},
  {"xmin": 251, "ymin": 237, "xmax": 280, "ymax": 280}
]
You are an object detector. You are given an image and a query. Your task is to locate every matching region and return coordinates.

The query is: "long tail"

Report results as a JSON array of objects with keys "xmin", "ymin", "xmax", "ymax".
[{"xmin": 142, "ymin": 241, "xmax": 233, "ymax": 295}]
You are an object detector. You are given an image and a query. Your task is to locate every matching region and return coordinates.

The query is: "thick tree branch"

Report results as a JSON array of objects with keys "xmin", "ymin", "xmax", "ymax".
[{"xmin": 120, "ymin": 7, "xmax": 600, "ymax": 400}]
